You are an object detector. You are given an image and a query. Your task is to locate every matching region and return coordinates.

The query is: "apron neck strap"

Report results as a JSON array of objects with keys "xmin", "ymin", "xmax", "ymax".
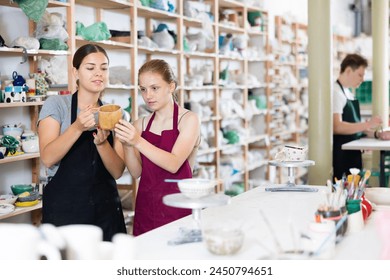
[
  {"xmin": 71, "ymin": 92, "xmax": 102, "ymax": 124},
  {"xmin": 336, "ymin": 80, "xmax": 346, "ymax": 96}
]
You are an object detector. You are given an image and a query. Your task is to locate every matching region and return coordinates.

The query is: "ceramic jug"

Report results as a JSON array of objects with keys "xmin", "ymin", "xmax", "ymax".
[{"xmin": 12, "ymin": 71, "xmax": 26, "ymax": 86}]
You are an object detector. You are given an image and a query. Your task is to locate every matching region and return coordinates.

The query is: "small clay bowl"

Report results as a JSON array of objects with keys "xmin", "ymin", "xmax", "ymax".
[{"xmin": 98, "ymin": 104, "xmax": 122, "ymax": 130}]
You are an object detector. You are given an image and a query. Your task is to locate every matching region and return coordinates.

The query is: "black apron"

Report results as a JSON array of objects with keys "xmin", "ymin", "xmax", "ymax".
[
  {"xmin": 333, "ymin": 80, "xmax": 363, "ymax": 180},
  {"xmin": 42, "ymin": 92, "xmax": 126, "ymax": 241}
]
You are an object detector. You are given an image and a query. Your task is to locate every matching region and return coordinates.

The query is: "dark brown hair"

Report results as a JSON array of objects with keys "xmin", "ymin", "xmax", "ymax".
[
  {"xmin": 340, "ymin": 54, "xmax": 368, "ymax": 74},
  {"xmin": 138, "ymin": 59, "xmax": 177, "ymax": 90},
  {"xmin": 73, "ymin": 44, "xmax": 109, "ymax": 69}
]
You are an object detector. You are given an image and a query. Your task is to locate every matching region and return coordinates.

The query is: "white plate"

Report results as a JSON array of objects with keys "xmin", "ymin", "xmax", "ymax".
[
  {"xmin": 365, "ymin": 188, "xmax": 390, "ymax": 206},
  {"xmin": 372, "ymin": 204, "xmax": 390, "ymax": 211},
  {"xmin": 0, "ymin": 203, "xmax": 15, "ymax": 215}
]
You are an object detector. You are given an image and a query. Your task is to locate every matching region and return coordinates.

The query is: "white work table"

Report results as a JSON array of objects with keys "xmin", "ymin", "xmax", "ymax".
[
  {"xmin": 133, "ymin": 185, "xmax": 383, "ymax": 260},
  {"xmin": 342, "ymin": 137, "xmax": 390, "ymax": 187}
]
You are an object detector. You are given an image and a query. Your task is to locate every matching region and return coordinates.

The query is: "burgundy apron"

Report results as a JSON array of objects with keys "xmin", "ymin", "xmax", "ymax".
[
  {"xmin": 133, "ymin": 103, "xmax": 192, "ymax": 236},
  {"xmin": 42, "ymin": 92, "xmax": 126, "ymax": 241}
]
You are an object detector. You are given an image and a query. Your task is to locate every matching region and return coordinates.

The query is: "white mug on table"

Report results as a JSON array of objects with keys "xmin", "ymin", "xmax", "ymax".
[
  {"xmin": 57, "ymin": 224, "xmax": 104, "ymax": 260},
  {"xmin": 0, "ymin": 223, "xmax": 61, "ymax": 260}
]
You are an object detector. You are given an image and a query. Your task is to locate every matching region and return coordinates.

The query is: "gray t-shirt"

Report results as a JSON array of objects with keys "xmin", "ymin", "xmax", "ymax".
[
  {"xmin": 38, "ymin": 95, "xmax": 73, "ymax": 177},
  {"xmin": 38, "ymin": 94, "xmax": 125, "ymax": 177}
]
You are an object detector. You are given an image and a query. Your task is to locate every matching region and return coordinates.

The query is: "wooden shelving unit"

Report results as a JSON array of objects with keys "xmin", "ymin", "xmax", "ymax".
[
  {"xmin": 0, "ymin": 0, "xmax": 271, "ymax": 220},
  {"xmin": 0, "ymin": 0, "xmax": 74, "ymax": 221},
  {"xmin": 272, "ymin": 16, "xmax": 308, "ymax": 184}
]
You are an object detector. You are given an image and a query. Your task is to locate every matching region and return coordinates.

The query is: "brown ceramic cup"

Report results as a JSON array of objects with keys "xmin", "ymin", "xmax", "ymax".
[{"xmin": 98, "ymin": 104, "xmax": 121, "ymax": 130}]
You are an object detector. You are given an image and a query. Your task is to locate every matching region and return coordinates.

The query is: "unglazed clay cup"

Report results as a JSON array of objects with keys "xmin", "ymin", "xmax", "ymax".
[{"xmin": 98, "ymin": 104, "xmax": 121, "ymax": 130}]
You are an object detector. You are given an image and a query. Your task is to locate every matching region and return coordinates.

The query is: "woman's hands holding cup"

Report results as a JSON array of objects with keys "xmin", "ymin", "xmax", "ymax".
[
  {"xmin": 114, "ymin": 120, "xmax": 141, "ymax": 148},
  {"xmin": 75, "ymin": 105, "xmax": 98, "ymax": 131}
]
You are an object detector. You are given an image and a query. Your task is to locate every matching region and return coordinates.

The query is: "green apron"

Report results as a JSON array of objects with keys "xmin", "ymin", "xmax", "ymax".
[{"xmin": 333, "ymin": 80, "xmax": 363, "ymax": 180}]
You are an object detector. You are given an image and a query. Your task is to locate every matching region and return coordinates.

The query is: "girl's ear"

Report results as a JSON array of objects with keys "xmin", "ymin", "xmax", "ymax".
[{"xmin": 169, "ymin": 81, "xmax": 176, "ymax": 93}]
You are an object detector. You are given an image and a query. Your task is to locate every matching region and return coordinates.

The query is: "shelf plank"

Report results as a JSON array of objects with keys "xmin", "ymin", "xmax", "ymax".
[
  {"xmin": 181, "ymin": 85, "xmax": 217, "ymax": 91},
  {"xmin": 247, "ymin": 29, "xmax": 267, "ymax": 36},
  {"xmin": 0, "ymin": 47, "xmax": 70, "ymax": 57},
  {"xmin": 182, "ymin": 16, "xmax": 205, "ymax": 28},
  {"xmin": 138, "ymin": 46, "xmax": 180, "ymax": 55},
  {"xmin": 0, "ymin": 153, "xmax": 40, "ymax": 164},
  {"xmin": 201, "ymin": 116, "xmax": 220, "ymax": 123},
  {"xmin": 137, "ymin": 5, "xmax": 179, "ymax": 20},
  {"xmin": 219, "ymin": 24, "xmax": 246, "ymax": 34},
  {"xmin": 0, "ymin": 0, "xmax": 69, "ymax": 8},
  {"xmin": 0, "ymin": 102, "xmax": 44, "ymax": 108},
  {"xmin": 183, "ymin": 51, "xmax": 216, "ymax": 59},
  {"xmin": 220, "ymin": 143, "xmax": 245, "ymax": 151},
  {"xmin": 219, "ymin": 54, "xmax": 245, "ymax": 61},
  {"xmin": 76, "ymin": 37, "xmax": 133, "ymax": 49},
  {"xmin": 219, "ymin": 84, "xmax": 247, "ymax": 90},
  {"xmin": 219, "ymin": 0, "xmax": 245, "ymax": 8},
  {"xmin": 107, "ymin": 84, "xmax": 134, "ymax": 90},
  {"xmin": 76, "ymin": 0, "xmax": 132, "ymax": 9},
  {"xmin": 197, "ymin": 147, "xmax": 218, "ymax": 156},
  {"xmin": 247, "ymin": 134, "xmax": 268, "ymax": 144},
  {"xmin": 0, "ymin": 201, "xmax": 42, "ymax": 221}
]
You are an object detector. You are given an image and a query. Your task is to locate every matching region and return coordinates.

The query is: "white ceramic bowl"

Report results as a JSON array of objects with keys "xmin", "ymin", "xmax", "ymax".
[
  {"xmin": 2, "ymin": 126, "xmax": 23, "ymax": 138},
  {"xmin": 203, "ymin": 228, "xmax": 244, "ymax": 255},
  {"xmin": 22, "ymin": 139, "xmax": 39, "ymax": 153},
  {"xmin": 365, "ymin": 188, "xmax": 390, "ymax": 206},
  {"xmin": 177, "ymin": 179, "xmax": 216, "ymax": 199},
  {"xmin": 0, "ymin": 194, "xmax": 18, "ymax": 205}
]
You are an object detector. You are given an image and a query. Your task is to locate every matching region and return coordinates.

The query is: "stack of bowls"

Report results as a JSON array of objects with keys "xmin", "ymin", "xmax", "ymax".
[
  {"xmin": 11, "ymin": 184, "xmax": 40, "ymax": 207},
  {"xmin": 11, "ymin": 184, "xmax": 35, "ymax": 195}
]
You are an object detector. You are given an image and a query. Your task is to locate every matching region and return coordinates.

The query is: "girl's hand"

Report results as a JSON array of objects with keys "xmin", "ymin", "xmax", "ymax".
[
  {"xmin": 75, "ymin": 105, "xmax": 98, "ymax": 131},
  {"xmin": 93, "ymin": 127, "xmax": 110, "ymax": 145},
  {"xmin": 114, "ymin": 119, "xmax": 141, "ymax": 147}
]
